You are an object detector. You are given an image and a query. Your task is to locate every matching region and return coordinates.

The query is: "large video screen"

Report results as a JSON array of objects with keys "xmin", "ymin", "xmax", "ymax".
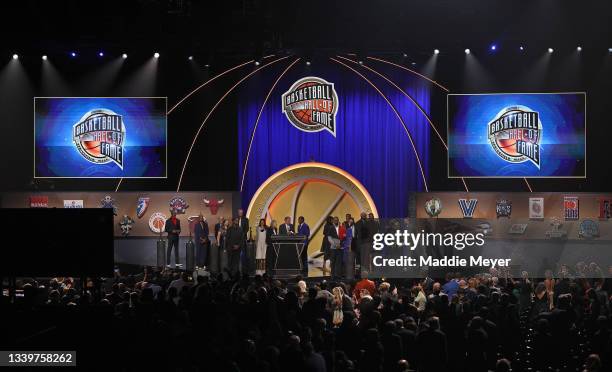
[
  {"xmin": 35, "ymin": 97, "xmax": 167, "ymax": 178},
  {"xmin": 448, "ymin": 93, "xmax": 586, "ymax": 178}
]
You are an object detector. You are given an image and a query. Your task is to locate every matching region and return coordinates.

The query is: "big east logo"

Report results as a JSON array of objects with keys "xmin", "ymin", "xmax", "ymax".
[
  {"xmin": 488, "ymin": 106, "xmax": 541, "ymax": 168},
  {"xmin": 73, "ymin": 109, "xmax": 125, "ymax": 169},
  {"xmin": 282, "ymin": 77, "xmax": 339, "ymax": 136}
]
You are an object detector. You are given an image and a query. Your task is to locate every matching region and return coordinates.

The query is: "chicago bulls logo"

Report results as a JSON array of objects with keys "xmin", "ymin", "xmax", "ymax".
[{"xmin": 203, "ymin": 196, "xmax": 224, "ymax": 215}]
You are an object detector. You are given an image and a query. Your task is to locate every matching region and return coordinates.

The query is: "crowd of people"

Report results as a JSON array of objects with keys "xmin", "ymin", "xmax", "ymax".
[{"xmin": 3, "ymin": 263, "xmax": 611, "ymax": 371}]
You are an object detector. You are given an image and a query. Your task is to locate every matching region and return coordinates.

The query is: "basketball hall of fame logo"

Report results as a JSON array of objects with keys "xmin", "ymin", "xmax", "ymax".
[
  {"xmin": 73, "ymin": 109, "xmax": 125, "ymax": 169},
  {"xmin": 488, "ymin": 105, "xmax": 541, "ymax": 168},
  {"xmin": 281, "ymin": 77, "xmax": 339, "ymax": 136}
]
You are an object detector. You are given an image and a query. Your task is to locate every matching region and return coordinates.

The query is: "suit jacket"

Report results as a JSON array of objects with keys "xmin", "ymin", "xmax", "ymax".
[
  {"xmin": 279, "ymin": 223, "xmax": 294, "ymax": 235},
  {"xmin": 237, "ymin": 217, "xmax": 249, "ymax": 239},
  {"xmin": 297, "ymin": 223, "xmax": 310, "ymax": 245},
  {"xmin": 226, "ymin": 225, "xmax": 243, "ymax": 250},
  {"xmin": 194, "ymin": 221, "xmax": 209, "ymax": 245},
  {"xmin": 165, "ymin": 218, "xmax": 181, "ymax": 238},
  {"xmin": 265, "ymin": 226, "xmax": 278, "ymax": 245}
]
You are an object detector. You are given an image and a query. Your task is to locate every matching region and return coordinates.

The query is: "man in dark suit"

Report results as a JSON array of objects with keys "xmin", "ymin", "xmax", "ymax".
[
  {"xmin": 194, "ymin": 214, "xmax": 209, "ymax": 269},
  {"xmin": 355, "ymin": 212, "xmax": 370, "ymax": 272},
  {"xmin": 328, "ymin": 216, "xmax": 344, "ymax": 279},
  {"xmin": 297, "ymin": 216, "xmax": 310, "ymax": 275},
  {"xmin": 237, "ymin": 208, "xmax": 249, "ymax": 241},
  {"xmin": 165, "ymin": 210, "xmax": 181, "ymax": 267},
  {"xmin": 279, "ymin": 216, "xmax": 294, "ymax": 235},
  {"xmin": 226, "ymin": 217, "xmax": 243, "ymax": 276}
]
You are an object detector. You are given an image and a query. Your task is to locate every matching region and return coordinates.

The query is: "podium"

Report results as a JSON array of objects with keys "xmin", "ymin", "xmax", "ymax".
[{"xmin": 271, "ymin": 235, "xmax": 306, "ymax": 278}]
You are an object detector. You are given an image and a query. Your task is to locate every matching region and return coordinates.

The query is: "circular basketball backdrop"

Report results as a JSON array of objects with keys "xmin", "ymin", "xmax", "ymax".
[{"xmin": 247, "ymin": 162, "xmax": 377, "ymax": 276}]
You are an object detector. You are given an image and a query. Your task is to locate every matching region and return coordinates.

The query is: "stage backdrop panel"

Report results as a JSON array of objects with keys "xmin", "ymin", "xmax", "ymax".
[
  {"xmin": 34, "ymin": 97, "xmax": 167, "ymax": 178},
  {"xmin": 238, "ymin": 64, "xmax": 431, "ymax": 217},
  {"xmin": 448, "ymin": 93, "xmax": 586, "ymax": 178},
  {"xmin": 0, "ymin": 191, "xmax": 235, "ymax": 237}
]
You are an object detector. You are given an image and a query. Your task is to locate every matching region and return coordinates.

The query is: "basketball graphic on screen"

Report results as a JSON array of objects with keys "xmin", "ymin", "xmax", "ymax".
[
  {"xmin": 73, "ymin": 108, "xmax": 125, "ymax": 169},
  {"xmin": 488, "ymin": 105, "xmax": 541, "ymax": 168},
  {"xmin": 282, "ymin": 77, "xmax": 338, "ymax": 136}
]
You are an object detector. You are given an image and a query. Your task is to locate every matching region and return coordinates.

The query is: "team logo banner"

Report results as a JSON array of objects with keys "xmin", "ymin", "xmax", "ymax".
[
  {"xmin": 63, "ymin": 200, "xmax": 84, "ymax": 208},
  {"xmin": 137, "ymin": 197, "xmax": 150, "ymax": 219},
  {"xmin": 424, "ymin": 197, "xmax": 442, "ymax": 217},
  {"xmin": 496, "ymin": 199, "xmax": 512, "ymax": 218},
  {"xmin": 29, "ymin": 196, "xmax": 48, "ymax": 208},
  {"xmin": 529, "ymin": 197, "xmax": 544, "ymax": 219},
  {"xmin": 34, "ymin": 97, "xmax": 167, "ymax": 178},
  {"xmin": 281, "ymin": 77, "xmax": 339, "ymax": 136},
  {"xmin": 599, "ymin": 198, "xmax": 612, "ymax": 219},
  {"xmin": 564, "ymin": 196, "xmax": 579, "ymax": 220},
  {"xmin": 488, "ymin": 106, "xmax": 541, "ymax": 168},
  {"xmin": 458, "ymin": 199, "xmax": 478, "ymax": 218},
  {"xmin": 448, "ymin": 93, "xmax": 585, "ymax": 177},
  {"xmin": 169, "ymin": 196, "xmax": 189, "ymax": 214},
  {"xmin": 149, "ymin": 212, "xmax": 167, "ymax": 234}
]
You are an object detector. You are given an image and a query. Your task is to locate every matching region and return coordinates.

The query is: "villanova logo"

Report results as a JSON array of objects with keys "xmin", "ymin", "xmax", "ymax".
[{"xmin": 458, "ymin": 199, "xmax": 478, "ymax": 218}]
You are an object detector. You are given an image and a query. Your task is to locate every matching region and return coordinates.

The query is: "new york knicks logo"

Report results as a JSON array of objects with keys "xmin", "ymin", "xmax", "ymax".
[
  {"xmin": 282, "ymin": 77, "xmax": 339, "ymax": 136},
  {"xmin": 488, "ymin": 105, "xmax": 541, "ymax": 168},
  {"xmin": 73, "ymin": 109, "xmax": 125, "ymax": 169}
]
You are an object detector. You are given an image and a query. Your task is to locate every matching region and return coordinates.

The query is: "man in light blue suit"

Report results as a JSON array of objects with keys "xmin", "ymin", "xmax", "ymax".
[{"xmin": 297, "ymin": 216, "xmax": 310, "ymax": 276}]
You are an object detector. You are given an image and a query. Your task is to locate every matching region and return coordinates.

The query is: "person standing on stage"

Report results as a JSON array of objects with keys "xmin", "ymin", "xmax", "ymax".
[
  {"xmin": 237, "ymin": 208, "xmax": 249, "ymax": 242},
  {"xmin": 226, "ymin": 217, "xmax": 243, "ymax": 277},
  {"xmin": 355, "ymin": 212, "xmax": 371, "ymax": 273},
  {"xmin": 165, "ymin": 210, "xmax": 181, "ymax": 267},
  {"xmin": 265, "ymin": 220, "xmax": 279, "ymax": 275},
  {"xmin": 255, "ymin": 218, "xmax": 268, "ymax": 275},
  {"xmin": 194, "ymin": 214, "xmax": 209, "ymax": 270},
  {"xmin": 297, "ymin": 216, "xmax": 310, "ymax": 276},
  {"xmin": 330, "ymin": 216, "xmax": 346, "ymax": 279},
  {"xmin": 279, "ymin": 216, "xmax": 294, "ymax": 235},
  {"xmin": 343, "ymin": 217, "xmax": 355, "ymax": 275},
  {"xmin": 320, "ymin": 215, "xmax": 333, "ymax": 274}
]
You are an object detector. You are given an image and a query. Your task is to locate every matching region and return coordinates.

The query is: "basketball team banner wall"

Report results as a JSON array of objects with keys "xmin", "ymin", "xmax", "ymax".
[
  {"xmin": 447, "ymin": 93, "xmax": 586, "ymax": 178},
  {"xmin": 34, "ymin": 97, "xmax": 167, "ymax": 178}
]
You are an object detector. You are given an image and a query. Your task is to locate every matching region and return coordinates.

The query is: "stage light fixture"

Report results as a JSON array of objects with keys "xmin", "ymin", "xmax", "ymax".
[
  {"xmin": 548, "ymin": 48, "xmax": 554, "ymax": 53},
  {"xmin": 464, "ymin": 49, "xmax": 470, "ymax": 54},
  {"xmin": 434, "ymin": 49, "xmax": 440, "ymax": 55},
  {"xmin": 402, "ymin": 53, "xmax": 408, "ymax": 58},
  {"xmin": 12, "ymin": 54, "xmax": 18, "ymax": 60},
  {"xmin": 608, "ymin": 48, "xmax": 612, "ymax": 53},
  {"xmin": 490, "ymin": 44, "xmax": 497, "ymax": 51},
  {"xmin": 204, "ymin": 64, "xmax": 210, "ymax": 68},
  {"xmin": 70, "ymin": 52, "xmax": 77, "ymax": 57},
  {"xmin": 188, "ymin": 55, "xmax": 194, "ymax": 60},
  {"xmin": 254, "ymin": 60, "xmax": 260, "ymax": 66},
  {"xmin": 122, "ymin": 53, "xmax": 128, "ymax": 59},
  {"xmin": 577, "ymin": 46, "xmax": 582, "ymax": 52},
  {"xmin": 42, "ymin": 55, "xmax": 48, "ymax": 60},
  {"xmin": 98, "ymin": 52, "xmax": 104, "ymax": 57},
  {"xmin": 306, "ymin": 61, "xmax": 311, "ymax": 66},
  {"xmin": 358, "ymin": 60, "xmax": 364, "ymax": 65},
  {"xmin": 411, "ymin": 62, "xmax": 416, "ymax": 66},
  {"xmin": 519, "ymin": 46, "xmax": 524, "ymax": 51},
  {"xmin": 154, "ymin": 52, "xmax": 160, "ymax": 58}
]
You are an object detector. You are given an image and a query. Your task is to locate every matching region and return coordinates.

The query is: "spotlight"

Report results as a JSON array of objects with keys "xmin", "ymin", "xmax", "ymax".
[
  {"xmin": 12, "ymin": 54, "xmax": 18, "ymax": 60},
  {"xmin": 490, "ymin": 44, "xmax": 497, "ymax": 51},
  {"xmin": 434, "ymin": 49, "xmax": 440, "ymax": 55},
  {"xmin": 70, "ymin": 52, "xmax": 77, "ymax": 57},
  {"xmin": 464, "ymin": 49, "xmax": 470, "ymax": 54},
  {"xmin": 204, "ymin": 64, "xmax": 210, "ymax": 68},
  {"xmin": 188, "ymin": 55, "xmax": 193, "ymax": 60},
  {"xmin": 608, "ymin": 48, "xmax": 612, "ymax": 53},
  {"xmin": 411, "ymin": 62, "xmax": 416, "ymax": 66},
  {"xmin": 548, "ymin": 48, "xmax": 554, "ymax": 53},
  {"xmin": 254, "ymin": 60, "xmax": 260, "ymax": 66},
  {"xmin": 577, "ymin": 46, "xmax": 582, "ymax": 52},
  {"xmin": 122, "ymin": 53, "xmax": 128, "ymax": 59},
  {"xmin": 42, "ymin": 55, "xmax": 48, "ymax": 60},
  {"xmin": 154, "ymin": 52, "xmax": 160, "ymax": 58},
  {"xmin": 358, "ymin": 60, "xmax": 364, "ymax": 65},
  {"xmin": 402, "ymin": 53, "xmax": 408, "ymax": 58},
  {"xmin": 305, "ymin": 61, "xmax": 311, "ymax": 66},
  {"xmin": 98, "ymin": 52, "xmax": 104, "ymax": 57},
  {"xmin": 519, "ymin": 46, "xmax": 524, "ymax": 51}
]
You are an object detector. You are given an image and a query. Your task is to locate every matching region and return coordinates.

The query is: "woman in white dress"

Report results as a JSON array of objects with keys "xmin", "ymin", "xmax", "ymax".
[{"xmin": 255, "ymin": 218, "xmax": 268, "ymax": 275}]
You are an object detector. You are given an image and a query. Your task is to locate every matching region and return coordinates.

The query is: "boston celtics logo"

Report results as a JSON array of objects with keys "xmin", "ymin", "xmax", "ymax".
[
  {"xmin": 488, "ymin": 105, "xmax": 541, "ymax": 168},
  {"xmin": 282, "ymin": 77, "xmax": 338, "ymax": 136},
  {"xmin": 73, "ymin": 109, "xmax": 125, "ymax": 169}
]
